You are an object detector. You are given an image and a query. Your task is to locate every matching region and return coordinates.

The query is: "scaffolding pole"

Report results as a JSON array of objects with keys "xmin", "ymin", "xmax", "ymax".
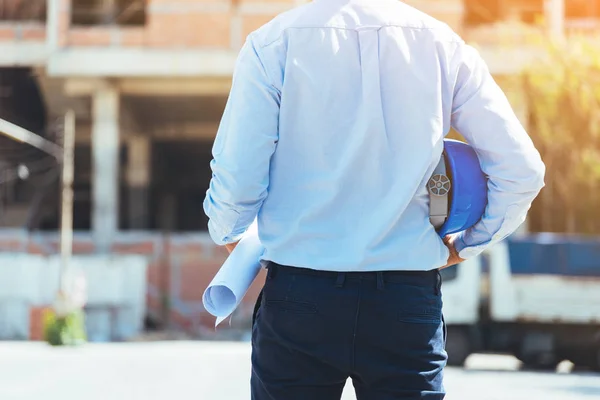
[{"xmin": 0, "ymin": 118, "xmax": 63, "ymax": 159}]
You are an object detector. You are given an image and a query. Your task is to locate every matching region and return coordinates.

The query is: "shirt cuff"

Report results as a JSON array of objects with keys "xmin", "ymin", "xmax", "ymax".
[
  {"xmin": 454, "ymin": 232, "xmax": 489, "ymax": 260},
  {"xmin": 208, "ymin": 219, "xmax": 245, "ymax": 246}
]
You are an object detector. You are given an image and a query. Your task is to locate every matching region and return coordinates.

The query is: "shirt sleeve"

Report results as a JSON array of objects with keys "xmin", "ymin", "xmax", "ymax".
[
  {"xmin": 450, "ymin": 41, "xmax": 546, "ymax": 259},
  {"xmin": 203, "ymin": 35, "xmax": 280, "ymax": 245}
]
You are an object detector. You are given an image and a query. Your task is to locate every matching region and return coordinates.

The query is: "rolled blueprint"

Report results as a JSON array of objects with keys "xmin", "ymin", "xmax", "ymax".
[{"xmin": 202, "ymin": 222, "xmax": 265, "ymax": 326}]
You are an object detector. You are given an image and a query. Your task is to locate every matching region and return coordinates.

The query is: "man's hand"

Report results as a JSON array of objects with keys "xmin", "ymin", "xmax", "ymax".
[
  {"xmin": 225, "ymin": 241, "xmax": 240, "ymax": 254},
  {"xmin": 440, "ymin": 234, "xmax": 465, "ymax": 269}
]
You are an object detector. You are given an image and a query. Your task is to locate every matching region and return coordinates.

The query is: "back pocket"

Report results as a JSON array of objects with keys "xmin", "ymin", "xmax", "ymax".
[
  {"xmin": 397, "ymin": 307, "xmax": 442, "ymax": 324},
  {"xmin": 397, "ymin": 294, "xmax": 442, "ymax": 324}
]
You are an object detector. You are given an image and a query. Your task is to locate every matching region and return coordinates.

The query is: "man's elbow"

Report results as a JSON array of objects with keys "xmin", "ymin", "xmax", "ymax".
[
  {"xmin": 530, "ymin": 156, "xmax": 546, "ymax": 193},
  {"xmin": 518, "ymin": 155, "xmax": 545, "ymax": 196},
  {"xmin": 502, "ymin": 154, "xmax": 546, "ymax": 196}
]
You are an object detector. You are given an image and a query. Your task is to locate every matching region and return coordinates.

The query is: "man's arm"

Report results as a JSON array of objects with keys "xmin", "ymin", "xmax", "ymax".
[
  {"xmin": 449, "ymin": 42, "xmax": 546, "ymax": 259},
  {"xmin": 203, "ymin": 35, "xmax": 280, "ymax": 246}
]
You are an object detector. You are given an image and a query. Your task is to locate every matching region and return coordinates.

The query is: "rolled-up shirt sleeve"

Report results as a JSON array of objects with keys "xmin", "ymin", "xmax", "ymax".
[
  {"xmin": 450, "ymin": 42, "xmax": 546, "ymax": 259},
  {"xmin": 203, "ymin": 35, "xmax": 280, "ymax": 245}
]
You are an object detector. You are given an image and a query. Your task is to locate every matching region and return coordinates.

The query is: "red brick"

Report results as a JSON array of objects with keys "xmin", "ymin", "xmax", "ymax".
[
  {"xmin": 147, "ymin": 260, "xmax": 165, "ymax": 290},
  {"xmin": 113, "ymin": 241, "xmax": 155, "ymax": 254},
  {"xmin": 72, "ymin": 241, "xmax": 94, "ymax": 254},
  {"xmin": 120, "ymin": 28, "xmax": 146, "ymax": 46},
  {"xmin": 150, "ymin": 0, "xmax": 226, "ymax": 3},
  {"xmin": 179, "ymin": 261, "xmax": 220, "ymax": 302},
  {"xmin": 239, "ymin": 0, "xmax": 295, "ymax": 4},
  {"xmin": 29, "ymin": 306, "xmax": 52, "ymax": 341},
  {"xmin": 169, "ymin": 309, "xmax": 194, "ymax": 331},
  {"xmin": 0, "ymin": 239, "xmax": 24, "ymax": 251},
  {"xmin": 21, "ymin": 26, "xmax": 46, "ymax": 41},
  {"xmin": 26, "ymin": 242, "xmax": 47, "ymax": 255},
  {"xmin": 0, "ymin": 28, "xmax": 15, "ymax": 40},
  {"xmin": 199, "ymin": 242, "xmax": 228, "ymax": 261},
  {"xmin": 213, "ymin": 245, "xmax": 229, "ymax": 259},
  {"xmin": 147, "ymin": 294, "xmax": 162, "ymax": 313},
  {"xmin": 68, "ymin": 28, "xmax": 112, "ymax": 46},
  {"xmin": 146, "ymin": 11, "xmax": 231, "ymax": 48},
  {"xmin": 0, "ymin": 230, "xmax": 266, "ymax": 334},
  {"xmin": 242, "ymin": 14, "xmax": 276, "ymax": 39},
  {"xmin": 169, "ymin": 241, "xmax": 203, "ymax": 254}
]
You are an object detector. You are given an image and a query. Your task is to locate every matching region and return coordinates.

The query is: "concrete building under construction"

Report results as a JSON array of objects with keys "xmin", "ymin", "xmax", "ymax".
[{"xmin": 0, "ymin": 0, "xmax": 595, "ymax": 338}]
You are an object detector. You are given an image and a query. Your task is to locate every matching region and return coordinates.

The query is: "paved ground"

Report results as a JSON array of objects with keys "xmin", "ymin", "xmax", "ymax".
[{"xmin": 1, "ymin": 341, "xmax": 599, "ymax": 400}]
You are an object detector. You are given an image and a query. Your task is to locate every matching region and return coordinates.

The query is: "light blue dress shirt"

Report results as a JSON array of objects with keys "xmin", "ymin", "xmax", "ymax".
[{"xmin": 203, "ymin": 0, "xmax": 545, "ymax": 272}]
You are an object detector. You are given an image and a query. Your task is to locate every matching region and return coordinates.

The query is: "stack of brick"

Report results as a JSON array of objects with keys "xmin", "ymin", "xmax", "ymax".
[
  {"xmin": 0, "ymin": 230, "xmax": 264, "ymax": 338},
  {"xmin": 0, "ymin": 251, "xmax": 148, "ymax": 342}
]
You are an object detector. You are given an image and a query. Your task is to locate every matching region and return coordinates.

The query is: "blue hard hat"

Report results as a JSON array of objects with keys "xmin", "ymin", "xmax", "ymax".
[{"xmin": 428, "ymin": 139, "xmax": 488, "ymax": 237}]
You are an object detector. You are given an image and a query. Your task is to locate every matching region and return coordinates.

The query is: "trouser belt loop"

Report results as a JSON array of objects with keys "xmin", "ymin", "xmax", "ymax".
[
  {"xmin": 335, "ymin": 272, "xmax": 346, "ymax": 288},
  {"xmin": 376, "ymin": 272, "xmax": 385, "ymax": 291}
]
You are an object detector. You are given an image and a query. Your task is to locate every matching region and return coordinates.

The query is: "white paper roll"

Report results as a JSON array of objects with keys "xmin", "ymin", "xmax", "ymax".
[{"xmin": 202, "ymin": 222, "xmax": 265, "ymax": 326}]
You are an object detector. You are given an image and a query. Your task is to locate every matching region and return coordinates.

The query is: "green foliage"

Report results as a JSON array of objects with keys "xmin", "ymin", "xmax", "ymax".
[
  {"xmin": 43, "ymin": 309, "xmax": 87, "ymax": 346},
  {"xmin": 522, "ymin": 35, "xmax": 600, "ymax": 234}
]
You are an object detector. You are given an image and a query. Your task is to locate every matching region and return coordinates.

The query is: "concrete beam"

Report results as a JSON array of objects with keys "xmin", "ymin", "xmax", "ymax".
[
  {"xmin": 149, "ymin": 122, "xmax": 219, "ymax": 141},
  {"xmin": 73, "ymin": 122, "xmax": 219, "ymax": 144},
  {"xmin": 64, "ymin": 78, "xmax": 111, "ymax": 97},
  {"xmin": 53, "ymin": 44, "xmax": 544, "ymax": 80},
  {"xmin": 65, "ymin": 77, "xmax": 232, "ymax": 97},
  {"xmin": 48, "ymin": 49, "xmax": 238, "ymax": 77},
  {"xmin": 36, "ymin": 74, "xmax": 92, "ymax": 122},
  {"xmin": 0, "ymin": 42, "xmax": 47, "ymax": 67},
  {"xmin": 121, "ymin": 78, "xmax": 232, "ymax": 96}
]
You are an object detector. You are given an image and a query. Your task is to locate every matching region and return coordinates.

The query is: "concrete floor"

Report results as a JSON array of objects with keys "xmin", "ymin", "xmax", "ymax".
[{"xmin": 1, "ymin": 341, "xmax": 599, "ymax": 400}]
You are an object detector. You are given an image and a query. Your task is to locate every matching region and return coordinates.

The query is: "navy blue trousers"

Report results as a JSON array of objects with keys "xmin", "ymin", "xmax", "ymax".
[{"xmin": 251, "ymin": 263, "xmax": 447, "ymax": 400}]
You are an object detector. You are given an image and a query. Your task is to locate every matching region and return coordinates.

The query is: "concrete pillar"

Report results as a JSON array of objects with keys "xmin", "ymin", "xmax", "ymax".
[
  {"xmin": 126, "ymin": 136, "xmax": 151, "ymax": 230},
  {"xmin": 46, "ymin": 0, "xmax": 60, "ymax": 52},
  {"xmin": 92, "ymin": 84, "xmax": 120, "ymax": 254},
  {"xmin": 545, "ymin": 0, "xmax": 564, "ymax": 38}
]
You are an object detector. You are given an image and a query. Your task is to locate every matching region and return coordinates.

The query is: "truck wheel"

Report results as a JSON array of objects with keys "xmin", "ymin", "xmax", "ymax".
[
  {"xmin": 570, "ymin": 348, "xmax": 600, "ymax": 372},
  {"xmin": 517, "ymin": 352, "xmax": 558, "ymax": 371},
  {"xmin": 446, "ymin": 326, "xmax": 471, "ymax": 366},
  {"xmin": 590, "ymin": 351, "xmax": 600, "ymax": 372}
]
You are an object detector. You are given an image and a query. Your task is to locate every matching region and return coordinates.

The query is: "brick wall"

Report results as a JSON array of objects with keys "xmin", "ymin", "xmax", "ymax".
[
  {"xmin": 59, "ymin": 0, "xmax": 299, "ymax": 49},
  {"xmin": 0, "ymin": 230, "xmax": 266, "ymax": 337},
  {"xmin": 53, "ymin": 0, "xmax": 465, "ymax": 49},
  {"xmin": 0, "ymin": 1, "xmax": 466, "ymax": 49},
  {"xmin": 0, "ymin": 23, "xmax": 46, "ymax": 42}
]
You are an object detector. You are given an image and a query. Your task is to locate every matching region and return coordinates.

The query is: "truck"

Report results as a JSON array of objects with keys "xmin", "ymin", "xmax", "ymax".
[{"xmin": 441, "ymin": 234, "xmax": 600, "ymax": 370}]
